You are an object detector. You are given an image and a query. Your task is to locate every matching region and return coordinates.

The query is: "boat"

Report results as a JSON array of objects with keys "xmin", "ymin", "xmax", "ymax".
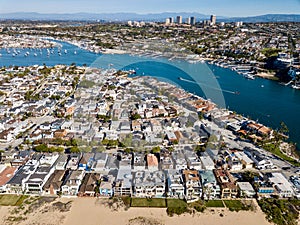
[
  {"xmin": 292, "ymin": 84, "xmax": 300, "ymax": 90},
  {"xmin": 34, "ymin": 53, "xmax": 37, "ymax": 57},
  {"xmin": 243, "ymin": 73, "xmax": 255, "ymax": 80},
  {"xmin": 64, "ymin": 49, "xmax": 68, "ymax": 54},
  {"xmin": 74, "ymin": 51, "xmax": 77, "ymax": 55},
  {"xmin": 128, "ymin": 69, "xmax": 136, "ymax": 74}
]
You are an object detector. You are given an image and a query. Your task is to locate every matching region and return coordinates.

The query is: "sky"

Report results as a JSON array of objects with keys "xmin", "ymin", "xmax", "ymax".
[{"xmin": 0, "ymin": 0, "xmax": 299, "ymax": 17}]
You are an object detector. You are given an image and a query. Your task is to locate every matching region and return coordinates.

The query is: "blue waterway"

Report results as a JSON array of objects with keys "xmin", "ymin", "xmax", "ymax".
[{"xmin": 0, "ymin": 41, "xmax": 299, "ymax": 147}]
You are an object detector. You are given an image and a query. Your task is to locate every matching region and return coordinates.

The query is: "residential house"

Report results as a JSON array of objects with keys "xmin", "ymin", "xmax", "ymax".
[
  {"xmin": 61, "ymin": 170, "xmax": 84, "ymax": 196},
  {"xmin": 114, "ymin": 168, "xmax": 132, "ymax": 196},
  {"xmin": 200, "ymin": 156, "xmax": 215, "ymax": 170},
  {"xmin": 78, "ymin": 173, "xmax": 101, "ymax": 197},
  {"xmin": 0, "ymin": 166, "xmax": 18, "ymax": 193},
  {"xmin": 99, "ymin": 174, "xmax": 115, "ymax": 197},
  {"xmin": 147, "ymin": 154, "xmax": 158, "ymax": 171},
  {"xmin": 267, "ymin": 173, "xmax": 295, "ymax": 198},
  {"xmin": 182, "ymin": 169, "xmax": 202, "ymax": 200},
  {"xmin": 43, "ymin": 170, "xmax": 66, "ymax": 195},
  {"xmin": 133, "ymin": 170, "xmax": 165, "ymax": 198},
  {"xmin": 237, "ymin": 182, "xmax": 256, "ymax": 198},
  {"xmin": 132, "ymin": 152, "xmax": 146, "ymax": 171},
  {"xmin": 160, "ymin": 150, "xmax": 174, "ymax": 170},
  {"xmin": 166, "ymin": 169, "xmax": 185, "ymax": 198},
  {"xmin": 78, "ymin": 153, "xmax": 94, "ymax": 171},
  {"xmin": 200, "ymin": 170, "xmax": 220, "ymax": 200},
  {"xmin": 66, "ymin": 153, "xmax": 81, "ymax": 170},
  {"xmin": 214, "ymin": 169, "xmax": 238, "ymax": 199}
]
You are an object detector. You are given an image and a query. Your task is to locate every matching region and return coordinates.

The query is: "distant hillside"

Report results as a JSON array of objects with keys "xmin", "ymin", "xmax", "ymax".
[
  {"xmin": 223, "ymin": 14, "xmax": 300, "ymax": 23},
  {"xmin": 0, "ymin": 12, "xmax": 299, "ymax": 23},
  {"xmin": 0, "ymin": 12, "xmax": 211, "ymax": 22}
]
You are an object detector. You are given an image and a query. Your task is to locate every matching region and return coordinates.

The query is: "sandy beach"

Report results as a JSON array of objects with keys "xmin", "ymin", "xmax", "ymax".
[
  {"xmin": 63, "ymin": 198, "xmax": 272, "ymax": 225},
  {"xmin": 0, "ymin": 197, "xmax": 276, "ymax": 225},
  {"xmin": 256, "ymin": 72, "xmax": 277, "ymax": 80}
]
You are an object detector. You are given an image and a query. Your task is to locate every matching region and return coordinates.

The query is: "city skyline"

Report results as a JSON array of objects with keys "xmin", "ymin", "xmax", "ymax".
[{"xmin": 0, "ymin": 0, "xmax": 299, "ymax": 17}]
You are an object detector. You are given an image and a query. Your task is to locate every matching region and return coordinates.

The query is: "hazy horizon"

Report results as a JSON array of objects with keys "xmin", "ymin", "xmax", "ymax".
[{"xmin": 0, "ymin": 0, "xmax": 299, "ymax": 17}]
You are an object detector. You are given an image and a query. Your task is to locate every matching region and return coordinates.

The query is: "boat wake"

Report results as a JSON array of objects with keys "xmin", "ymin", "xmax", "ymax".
[{"xmin": 178, "ymin": 77, "xmax": 239, "ymax": 95}]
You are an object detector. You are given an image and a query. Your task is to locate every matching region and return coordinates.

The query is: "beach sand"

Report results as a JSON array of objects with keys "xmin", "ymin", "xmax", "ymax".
[
  {"xmin": 0, "ymin": 197, "xmax": 277, "ymax": 225},
  {"xmin": 256, "ymin": 72, "xmax": 277, "ymax": 80},
  {"xmin": 63, "ymin": 198, "xmax": 272, "ymax": 225}
]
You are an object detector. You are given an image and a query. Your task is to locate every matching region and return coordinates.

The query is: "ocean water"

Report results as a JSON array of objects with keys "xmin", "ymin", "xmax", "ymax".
[{"xmin": 0, "ymin": 41, "xmax": 299, "ymax": 147}]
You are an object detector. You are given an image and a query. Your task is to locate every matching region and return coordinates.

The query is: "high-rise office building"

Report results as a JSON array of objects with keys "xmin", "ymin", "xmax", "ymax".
[
  {"xmin": 210, "ymin": 15, "xmax": 216, "ymax": 25},
  {"xmin": 190, "ymin": 16, "xmax": 196, "ymax": 25},
  {"xmin": 176, "ymin": 16, "xmax": 182, "ymax": 24},
  {"xmin": 169, "ymin": 17, "xmax": 174, "ymax": 24},
  {"xmin": 165, "ymin": 18, "xmax": 171, "ymax": 25},
  {"xmin": 185, "ymin": 17, "xmax": 191, "ymax": 25}
]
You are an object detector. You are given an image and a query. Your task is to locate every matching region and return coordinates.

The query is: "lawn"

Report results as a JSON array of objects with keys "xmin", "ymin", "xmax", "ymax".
[
  {"xmin": 223, "ymin": 200, "xmax": 246, "ymax": 211},
  {"xmin": 131, "ymin": 198, "xmax": 166, "ymax": 208},
  {"xmin": 205, "ymin": 200, "xmax": 224, "ymax": 208},
  {"xmin": 0, "ymin": 195, "xmax": 28, "ymax": 206},
  {"xmin": 166, "ymin": 199, "xmax": 187, "ymax": 208}
]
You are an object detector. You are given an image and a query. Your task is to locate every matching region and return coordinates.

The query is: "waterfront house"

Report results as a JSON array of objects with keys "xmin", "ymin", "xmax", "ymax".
[
  {"xmin": 266, "ymin": 172, "xmax": 295, "ymax": 198},
  {"xmin": 199, "ymin": 170, "xmax": 221, "ymax": 200},
  {"xmin": 114, "ymin": 168, "xmax": 132, "ymax": 196},
  {"xmin": 0, "ymin": 166, "xmax": 18, "ymax": 193},
  {"xmin": 99, "ymin": 174, "xmax": 115, "ymax": 197},
  {"xmin": 78, "ymin": 173, "xmax": 101, "ymax": 197},
  {"xmin": 43, "ymin": 170, "xmax": 66, "ymax": 195},
  {"xmin": 237, "ymin": 182, "xmax": 256, "ymax": 198},
  {"xmin": 166, "ymin": 169, "xmax": 185, "ymax": 198},
  {"xmin": 61, "ymin": 170, "xmax": 84, "ymax": 196},
  {"xmin": 182, "ymin": 169, "xmax": 202, "ymax": 200},
  {"xmin": 214, "ymin": 169, "xmax": 238, "ymax": 199},
  {"xmin": 133, "ymin": 170, "xmax": 165, "ymax": 198}
]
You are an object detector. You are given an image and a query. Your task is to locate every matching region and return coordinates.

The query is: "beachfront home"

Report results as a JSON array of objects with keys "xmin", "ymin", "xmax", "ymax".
[
  {"xmin": 182, "ymin": 169, "xmax": 202, "ymax": 200},
  {"xmin": 166, "ymin": 169, "xmax": 185, "ymax": 198},
  {"xmin": 237, "ymin": 182, "xmax": 256, "ymax": 198},
  {"xmin": 133, "ymin": 170, "xmax": 165, "ymax": 198},
  {"xmin": 78, "ymin": 173, "xmax": 101, "ymax": 197},
  {"xmin": 0, "ymin": 166, "xmax": 18, "ymax": 193},
  {"xmin": 199, "ymin": 170, "xmax": 221, "ymax": 200},
  {"xmin": 214, "ymin": 169, "xmax": 238, "ymax": 199},
  {"xmin": 61, "ymin": 170, "xmax": 84, "ymax": 196},
  {"xmin": 43, "ymin": 170, "xmax": 66, "ymax": 195},
  {"xmin": 99, "ymin": 174, "xmax": 115, "ymax": 197},
  {"xmin": 114, "ymin": 168, "xmax": 132, "ymax": 196},
  {"xmin": 266, "ymin": 173, "xmax": 295, "ymax": 198}
]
